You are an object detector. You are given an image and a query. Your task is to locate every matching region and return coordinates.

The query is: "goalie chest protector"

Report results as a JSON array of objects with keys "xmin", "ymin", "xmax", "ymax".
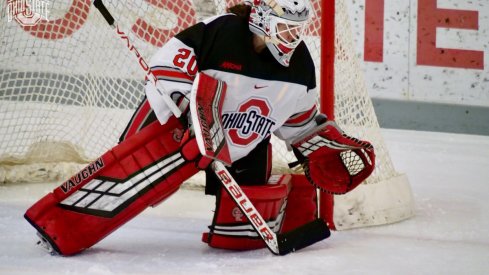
[{"xmin": 156, "ymin": 14, "xmax": 318, "ymax": 162}]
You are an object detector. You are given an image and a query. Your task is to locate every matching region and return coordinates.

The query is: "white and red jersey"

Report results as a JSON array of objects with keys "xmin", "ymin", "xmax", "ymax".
[{"xmin": 146, "ymin": 14, "xmax": 318, "ymax": 162}]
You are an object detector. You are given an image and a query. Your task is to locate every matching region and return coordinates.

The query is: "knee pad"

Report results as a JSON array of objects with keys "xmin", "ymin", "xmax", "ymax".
[{"xmin": 202, "ymin": 175, "xmax": 291, "ymax": 251}]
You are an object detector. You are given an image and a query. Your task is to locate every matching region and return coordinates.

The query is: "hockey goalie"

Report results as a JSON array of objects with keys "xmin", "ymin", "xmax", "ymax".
[{"xmin": 24, "ymin": 0, "xmax": 375, "ymax": 256}]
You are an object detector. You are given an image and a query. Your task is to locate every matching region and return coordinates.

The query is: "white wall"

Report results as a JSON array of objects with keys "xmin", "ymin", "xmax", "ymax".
[{"xmin": 348, "ymin": 0, "xmax": 489, "ymax": 107}]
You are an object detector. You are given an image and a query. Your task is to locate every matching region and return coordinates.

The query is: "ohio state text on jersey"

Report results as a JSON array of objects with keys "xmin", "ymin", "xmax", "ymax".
[{"xmin": 146, "ymin": 14, "xmax": 318, "ymax": 162}]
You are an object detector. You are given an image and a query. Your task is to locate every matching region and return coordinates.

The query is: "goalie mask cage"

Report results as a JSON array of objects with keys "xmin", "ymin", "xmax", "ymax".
[{"xmin": 0, "ymin": 0, "xmax": 414, "ymax": 230}]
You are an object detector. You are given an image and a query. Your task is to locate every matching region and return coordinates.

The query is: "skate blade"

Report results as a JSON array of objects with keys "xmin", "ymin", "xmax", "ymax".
[{"xmin": 36, "ymin": 232, "xmax": 58, "ymax": 255}]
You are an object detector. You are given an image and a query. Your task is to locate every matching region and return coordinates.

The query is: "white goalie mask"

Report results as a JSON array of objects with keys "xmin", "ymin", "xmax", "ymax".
[{"xmin": 247, "ymin": 0, "xmax": 312, "ymax": 67}]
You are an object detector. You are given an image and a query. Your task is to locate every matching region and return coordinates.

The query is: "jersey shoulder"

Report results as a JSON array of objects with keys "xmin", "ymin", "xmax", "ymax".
[
  {"xmin": 289, "ymin": 42, "xmax": 316, "ymax": 89},
  {"xmin": 203, "ymin": 13, "xmax": 249, "ymax": 39},
  {"xmin": 174, "ymin": 14, "xmax": 246, "ymax": 51}
]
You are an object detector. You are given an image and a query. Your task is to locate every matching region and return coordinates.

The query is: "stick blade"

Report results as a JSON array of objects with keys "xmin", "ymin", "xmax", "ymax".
[{"xmin": 278, "ymin": 218, "xmax": 330, "ymax": 255}]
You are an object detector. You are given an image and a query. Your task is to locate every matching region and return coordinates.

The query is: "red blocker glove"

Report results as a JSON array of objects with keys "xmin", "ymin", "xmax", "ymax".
[
  {"xmin": 180, "ymin": 130, "xmax": 213, "ymax": 170},
  {"xmin": 291, "ymin": 121, "xmax": 375, "ymax": 194},
  {"xmin": 181, "ymin": 72, "xmax": 232, "ymax": 170}
]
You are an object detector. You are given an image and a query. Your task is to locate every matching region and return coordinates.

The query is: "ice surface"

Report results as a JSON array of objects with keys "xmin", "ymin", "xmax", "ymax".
[{"xmin": 1, "ymin": 129, "xmax": 488, "ymax": 275}]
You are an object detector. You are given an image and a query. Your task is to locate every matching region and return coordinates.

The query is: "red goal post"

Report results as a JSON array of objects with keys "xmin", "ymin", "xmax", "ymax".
[
  {"xmin": 320, "ymin": 0, "xmax": 335, "ymax": 120},
  {"xmin": 0, "ymin": 0, "xmax": 414, "ymax": 230}
]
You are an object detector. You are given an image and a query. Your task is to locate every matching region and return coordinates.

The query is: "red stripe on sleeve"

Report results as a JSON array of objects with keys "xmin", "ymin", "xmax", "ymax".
[
  {"xmin": 285, "ymin": 105, "xmax": 317, "ymax": 125},
  {"xmin": 152, "ymin": 68, "xmax": 195, "ymax": 81}
]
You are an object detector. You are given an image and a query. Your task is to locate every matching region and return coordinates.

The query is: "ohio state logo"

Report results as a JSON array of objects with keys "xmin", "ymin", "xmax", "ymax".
[
  {"xmin": 221, "ymin": 98, "xmax": 276, "ymax": 146},
  {"xmin": 7, "ymin": 0, "xmax": 50, "ymax": 27}
]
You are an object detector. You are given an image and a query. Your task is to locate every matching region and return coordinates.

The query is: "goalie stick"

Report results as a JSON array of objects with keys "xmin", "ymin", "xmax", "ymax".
[
  {"xmin": 92, "ymin": 0, "xmax": 182, "ymax": 118},
  {"xmin": 93, "ymin": 1, "xmax": 329, "ymax": 255}
]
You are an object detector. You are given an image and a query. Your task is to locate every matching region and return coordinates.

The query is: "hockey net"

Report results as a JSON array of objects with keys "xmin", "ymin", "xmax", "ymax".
[{"xmin": 0, "ymin": 0, "xmax": 414, "ymax": 229}]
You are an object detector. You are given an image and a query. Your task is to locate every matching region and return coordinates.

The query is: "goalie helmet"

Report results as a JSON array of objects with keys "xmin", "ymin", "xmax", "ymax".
[{"xmin": 247, "ymin": 0, "xmax": 312, "ymax": 67}]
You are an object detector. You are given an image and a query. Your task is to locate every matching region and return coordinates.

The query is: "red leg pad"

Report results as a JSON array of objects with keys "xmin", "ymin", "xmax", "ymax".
[
  {"xmin": 202, "ymin": 175, "xmax": 291, "ymax": 251},
  {"xmin": 24, "ymin": 117, "xmax": 199, "ymax": 255},
  {"xmin": 280, "ymin": 174, "xmax": 318, "ymax": 233}
]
